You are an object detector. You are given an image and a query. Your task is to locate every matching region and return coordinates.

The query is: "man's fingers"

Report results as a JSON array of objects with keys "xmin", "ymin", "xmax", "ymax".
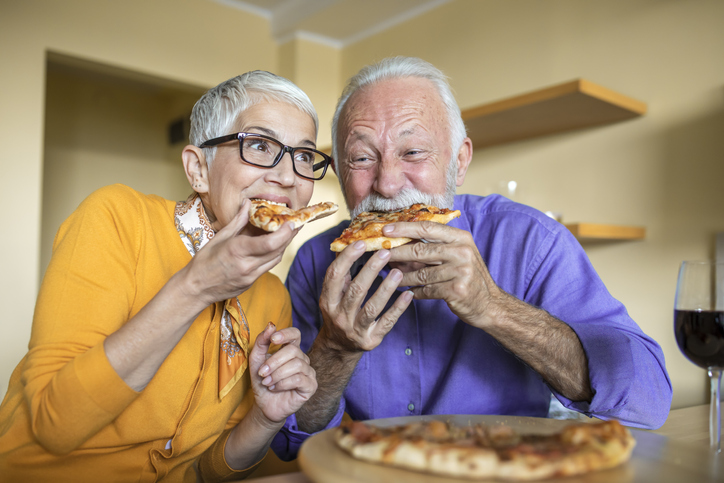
[
  {"xmin": 322, "ymin": 241, "xmax": 368, "ymax": 305},
  {"xmin": 382, "ymin": 221, "xmax": 457, "ymax": 244},
  {"xmin": 371, "ymin": 290, "xmax": 414, "ymax": 336},
  {"xmin": 399, "ymin": 263, "xmax": 456, "ymax": 287},
  {"xmin": 355, "ymin": 267, "xmax": 403, "ymax": 330},
  {"xmin": 339, "ymin": 249, "xmax": 392, "ymax": 315}
]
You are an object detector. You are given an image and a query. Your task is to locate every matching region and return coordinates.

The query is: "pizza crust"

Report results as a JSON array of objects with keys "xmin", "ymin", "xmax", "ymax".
[{"xmin": 249, "ymin": 199, "xmax": 338, "ymax": 232}]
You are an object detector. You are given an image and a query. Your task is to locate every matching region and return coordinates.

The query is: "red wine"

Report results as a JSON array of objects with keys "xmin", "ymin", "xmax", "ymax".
[{"xmin": 674, "ymin": 310, "xmax": 724, "ymax": 368}]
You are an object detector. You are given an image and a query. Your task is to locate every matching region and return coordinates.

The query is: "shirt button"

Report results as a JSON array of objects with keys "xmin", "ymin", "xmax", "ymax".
[
  {"xmin": 405, "ymin": 348, "xmax": 412, "ymax": 356},
  {"xmin": 407, "ymin": 403, "xmax": 415, "ymax": 412}
]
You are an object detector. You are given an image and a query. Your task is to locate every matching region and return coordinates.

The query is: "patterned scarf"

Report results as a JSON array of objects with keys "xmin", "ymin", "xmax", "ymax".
[{"xmin": 174, "ymin": 193, "xmax": 250, "ymax": 400}]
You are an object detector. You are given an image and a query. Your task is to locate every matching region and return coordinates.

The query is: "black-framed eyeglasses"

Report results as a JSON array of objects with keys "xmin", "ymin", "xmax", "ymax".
[{"xmin": 199, "ymin": 132, "xmax": 332, "ymax": 181}]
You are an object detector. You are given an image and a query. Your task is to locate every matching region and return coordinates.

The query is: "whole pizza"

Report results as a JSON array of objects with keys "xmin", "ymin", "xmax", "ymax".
[{"xmin": 335, "ymin": 419, "xmax": 635, "ymax": 480}]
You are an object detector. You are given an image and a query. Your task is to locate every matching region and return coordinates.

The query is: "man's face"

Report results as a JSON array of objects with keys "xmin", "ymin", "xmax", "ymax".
[
  {"xmin": 202, "ymin": 100, "xmax": 316, "ymax": 231},
  {"xmin": 337, "ymin": 77, "xmax": 459, "ymax": 217}
]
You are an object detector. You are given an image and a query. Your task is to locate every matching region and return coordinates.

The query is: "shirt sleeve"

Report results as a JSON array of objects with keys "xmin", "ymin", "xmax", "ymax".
[
  {"xmin": 21, "ymin": 186, "xmax": 143, "ymax": 454},
  {"xmin": 525, "ymin": 225, "xmax": 672, "ymax": 429},
  {"xmin": 270, "ymin": 400, "xmax": 346, "ymax": 461}
]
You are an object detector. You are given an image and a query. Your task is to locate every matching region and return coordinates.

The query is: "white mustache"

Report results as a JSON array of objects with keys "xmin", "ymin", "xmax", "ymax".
[{"xmin": 350, "ymin": 187, "xmax": 452, "ymax": 219}]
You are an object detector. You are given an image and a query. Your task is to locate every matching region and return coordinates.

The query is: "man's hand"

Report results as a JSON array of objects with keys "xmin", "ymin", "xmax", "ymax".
[
  {"xmin": 295, "ymin": 240, "xmax": 414, "ymax": 434},
  {"xmin": 383, "ymin": 221, "xmax": 498, "ymax": 329},
  {"xmin": 249, "ymin": 323, "xmax": 317, "ymax": 424},
  {"xmin": 382, "ymin": 221, "xmax": 593, "ymax": 402},
  {"xmin": 318, "ymin": 240, "xmax": 414, "ymax": 352}
]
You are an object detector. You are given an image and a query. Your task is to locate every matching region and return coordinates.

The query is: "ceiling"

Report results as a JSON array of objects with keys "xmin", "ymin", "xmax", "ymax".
[{"xmin": 216, "ymin": 0, "xmax": 451, "ymax": 47}]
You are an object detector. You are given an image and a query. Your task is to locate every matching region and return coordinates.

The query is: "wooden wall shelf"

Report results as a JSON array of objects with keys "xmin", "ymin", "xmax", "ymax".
[
  {"xmin": 461, "ymin": 79, "xmax": 647, "ymax": 149},
  {"xmin": 564, "ymin": 223, "xmax": 646, "ymax": 241}
]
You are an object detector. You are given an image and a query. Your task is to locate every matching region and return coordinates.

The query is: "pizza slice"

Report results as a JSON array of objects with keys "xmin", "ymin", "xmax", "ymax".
[
  {"xmin": 249, "ymin": 199, "xmax": 338, "ymax": 232},
  {"xmin": 330, "ymin": 204, "xmax": 461, "ymax": 252}
]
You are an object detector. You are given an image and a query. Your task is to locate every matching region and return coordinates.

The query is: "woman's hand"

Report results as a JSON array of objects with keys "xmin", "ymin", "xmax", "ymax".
[
  {"xmin": 180, "ymin": 199, "xmax": 298, "ymax": 307},
  {"xmin": 249, "ymin": 323, "xmax": 317, "ymax": 424}
]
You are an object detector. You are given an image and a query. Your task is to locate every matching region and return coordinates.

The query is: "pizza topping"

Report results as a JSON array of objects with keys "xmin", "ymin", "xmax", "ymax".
[
  {"xmin": 249, "ymin": 199, "xmax": 338, "ymax": 232},
  {"xmin": 330, "ymin": 204, "xmax": 461, "ymax": 252}
]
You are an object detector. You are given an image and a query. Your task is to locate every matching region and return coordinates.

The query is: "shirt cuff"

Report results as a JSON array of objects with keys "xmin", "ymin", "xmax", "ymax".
[
  {"xmin": 553, "ymin": 321, "xmax": 634, "ymax": 413},
  {"xmin": 271, "ymin": 399, "xmax": 346, "ymax": 461},
  {"xmin": 551, "ymin": 320, "xmax": 674, "ymax": 430}
]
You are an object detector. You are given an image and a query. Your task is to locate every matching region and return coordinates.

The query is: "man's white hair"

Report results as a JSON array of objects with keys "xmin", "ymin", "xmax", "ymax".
[
  {"xmin": 190, "ymin": 70, "xmax": 318, "ymax": 170},
  {"xmin": 330, "ymin": 57, "xmax": 466, "ymax": 211}
]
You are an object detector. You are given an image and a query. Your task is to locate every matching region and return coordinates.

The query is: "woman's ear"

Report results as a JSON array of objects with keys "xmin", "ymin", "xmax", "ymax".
[{"xmin": 182, "ymin": 145, "xmax": 210, "ymax": 193}]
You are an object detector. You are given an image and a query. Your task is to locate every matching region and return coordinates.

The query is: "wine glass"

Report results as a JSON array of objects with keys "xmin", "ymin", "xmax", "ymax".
[{"xmin": 674, "ymin": 260, "xmax": 724, "ymax": 452}]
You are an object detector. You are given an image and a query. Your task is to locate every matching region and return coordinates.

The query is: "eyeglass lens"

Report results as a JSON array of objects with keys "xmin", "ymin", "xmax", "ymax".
[{"xmin": 241, "ymin": 135, "xmax": 326, "ymax": 179}]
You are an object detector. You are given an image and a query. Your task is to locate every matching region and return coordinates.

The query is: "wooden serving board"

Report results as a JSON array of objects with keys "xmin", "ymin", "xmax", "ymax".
[{"xmin": 298, "ymin": 415, "xmax": 723, "ymax": 483}]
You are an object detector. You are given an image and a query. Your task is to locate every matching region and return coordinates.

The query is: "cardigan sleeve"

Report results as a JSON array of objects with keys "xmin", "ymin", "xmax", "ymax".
[
  {"xmin": 21, "ymin": 185, "xmax": 144, "ymax": 454},
  {"xmin": 196, "ymin": 429, "xmax": 263, "ymax": 482}
]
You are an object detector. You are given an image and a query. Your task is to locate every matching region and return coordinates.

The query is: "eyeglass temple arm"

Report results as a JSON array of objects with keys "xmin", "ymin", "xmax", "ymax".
[
  {"xmin": 313, "ymin": 159, "xmax": 332, "ymax": 172},
  {"xmin": 198, "ymin": 133, "xmax": 241, "ymax": 148}
]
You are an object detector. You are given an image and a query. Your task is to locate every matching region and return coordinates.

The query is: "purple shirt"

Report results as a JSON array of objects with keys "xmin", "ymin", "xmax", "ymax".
[{"xmin": 271, "ymin": 194, "xmax": 672, "ymax": 460}]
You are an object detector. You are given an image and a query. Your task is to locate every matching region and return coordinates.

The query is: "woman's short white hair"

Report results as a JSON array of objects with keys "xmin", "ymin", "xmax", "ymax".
[
  {"xmin": 331, "ymin": 56, "xmax": 467, "ymax": 173},
  {"xmin": 190, "ymin": 70, "xmax": 318, "ymax": 169}
]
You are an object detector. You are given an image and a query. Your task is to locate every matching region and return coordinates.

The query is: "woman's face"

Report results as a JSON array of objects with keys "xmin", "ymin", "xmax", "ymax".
[{"xmin": 200, "ymin": 100, "xmax": 317, "ymax": 231}]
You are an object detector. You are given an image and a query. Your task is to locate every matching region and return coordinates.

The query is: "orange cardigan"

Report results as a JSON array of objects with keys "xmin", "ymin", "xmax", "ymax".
[{"xmin": 0, "ymin": 185, "xmax": 292, "ymax": 482}]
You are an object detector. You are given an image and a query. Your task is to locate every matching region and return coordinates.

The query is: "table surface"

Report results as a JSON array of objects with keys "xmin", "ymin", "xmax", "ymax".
[{"xmin": 246, "ymin": 404, "xmax": 719, "ymax": 483}]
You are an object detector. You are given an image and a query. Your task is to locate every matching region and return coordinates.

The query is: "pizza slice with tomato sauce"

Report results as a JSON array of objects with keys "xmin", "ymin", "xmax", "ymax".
[
  {"xmin": 249, "ymin": 199, "xmax": 338, "ymax": 232},
  {"xmin": 330, "ymin": 204, "xmax": 461, "ymax": 252}
]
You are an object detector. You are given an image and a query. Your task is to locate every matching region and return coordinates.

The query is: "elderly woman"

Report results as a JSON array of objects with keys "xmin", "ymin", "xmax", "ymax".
[{"xmin": 0, "ymin": 71, "xmax": 330, "ymax": 482}]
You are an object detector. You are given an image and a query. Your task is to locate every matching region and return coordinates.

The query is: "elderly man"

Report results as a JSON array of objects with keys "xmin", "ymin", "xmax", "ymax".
[{"xmin": 271, "ymin": 56, "xmax": 671, "ymax": 459}]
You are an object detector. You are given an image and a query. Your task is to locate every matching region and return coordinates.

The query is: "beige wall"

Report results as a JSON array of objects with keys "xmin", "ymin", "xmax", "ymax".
[
  {"xmin": 0, "ymin": 0, "xmax": 279, "ymax": 397},
  {"xmin": 343, "ymin": 0, "xmax": 724, "ymax": 409},
  {"xmin": 2, "ymin": 0, "xmax": 723, "ymax": 417},
  {"xmin": 41, "ymin": 61, "xmax": 203, "ymax": 277}
]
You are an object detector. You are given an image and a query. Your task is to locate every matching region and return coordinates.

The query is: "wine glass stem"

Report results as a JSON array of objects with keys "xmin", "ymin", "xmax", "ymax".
[{"xmin": 708, "ymin": 368, "xmax": 722, "ymax": 453}]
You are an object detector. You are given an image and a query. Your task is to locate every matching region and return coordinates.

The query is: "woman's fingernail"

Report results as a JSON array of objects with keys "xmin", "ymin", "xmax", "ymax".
[
  {"xmin": 379, "ymin": 249, "xmax": 390, "ymax": 260},
  {"xmin": 354, "ymin": 240, "xmax": 366, "ymax": 250},
  {"xmin": 271, "ymin": 334, "xmax": 282, "ymax": 344},
  {"xmin": 382, "ymin": 224, "xmax": 395, "ymax": 234},
  {"xmin": 389, "ymin": 269, "xmax": 402, "ymax": 282},
  {"xmin": 262, "ymin": 376, "xmax": 272, "ymax": 386},
  {"xmin": 259, "ymin": 365, "xmax": 270, "ymax": 377}
]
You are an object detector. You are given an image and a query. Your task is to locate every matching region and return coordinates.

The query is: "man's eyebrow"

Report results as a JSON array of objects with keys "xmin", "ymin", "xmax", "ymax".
[
  {"xmin": 398, "ymin": 126, "xmax": 418, "ymax": 137},
  {"xmin": 248, "ymin": 126, "xmax": 316, "ymax": 148}
]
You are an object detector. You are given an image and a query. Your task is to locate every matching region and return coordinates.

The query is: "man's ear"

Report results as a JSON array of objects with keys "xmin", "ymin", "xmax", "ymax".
[
  {"xmin": 455, "ymin": 137, "xmax": 473, "ymax": 187},
  {"xmin": 182, "ymin": 145, "xmax": 210, "ymax": 193}
]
